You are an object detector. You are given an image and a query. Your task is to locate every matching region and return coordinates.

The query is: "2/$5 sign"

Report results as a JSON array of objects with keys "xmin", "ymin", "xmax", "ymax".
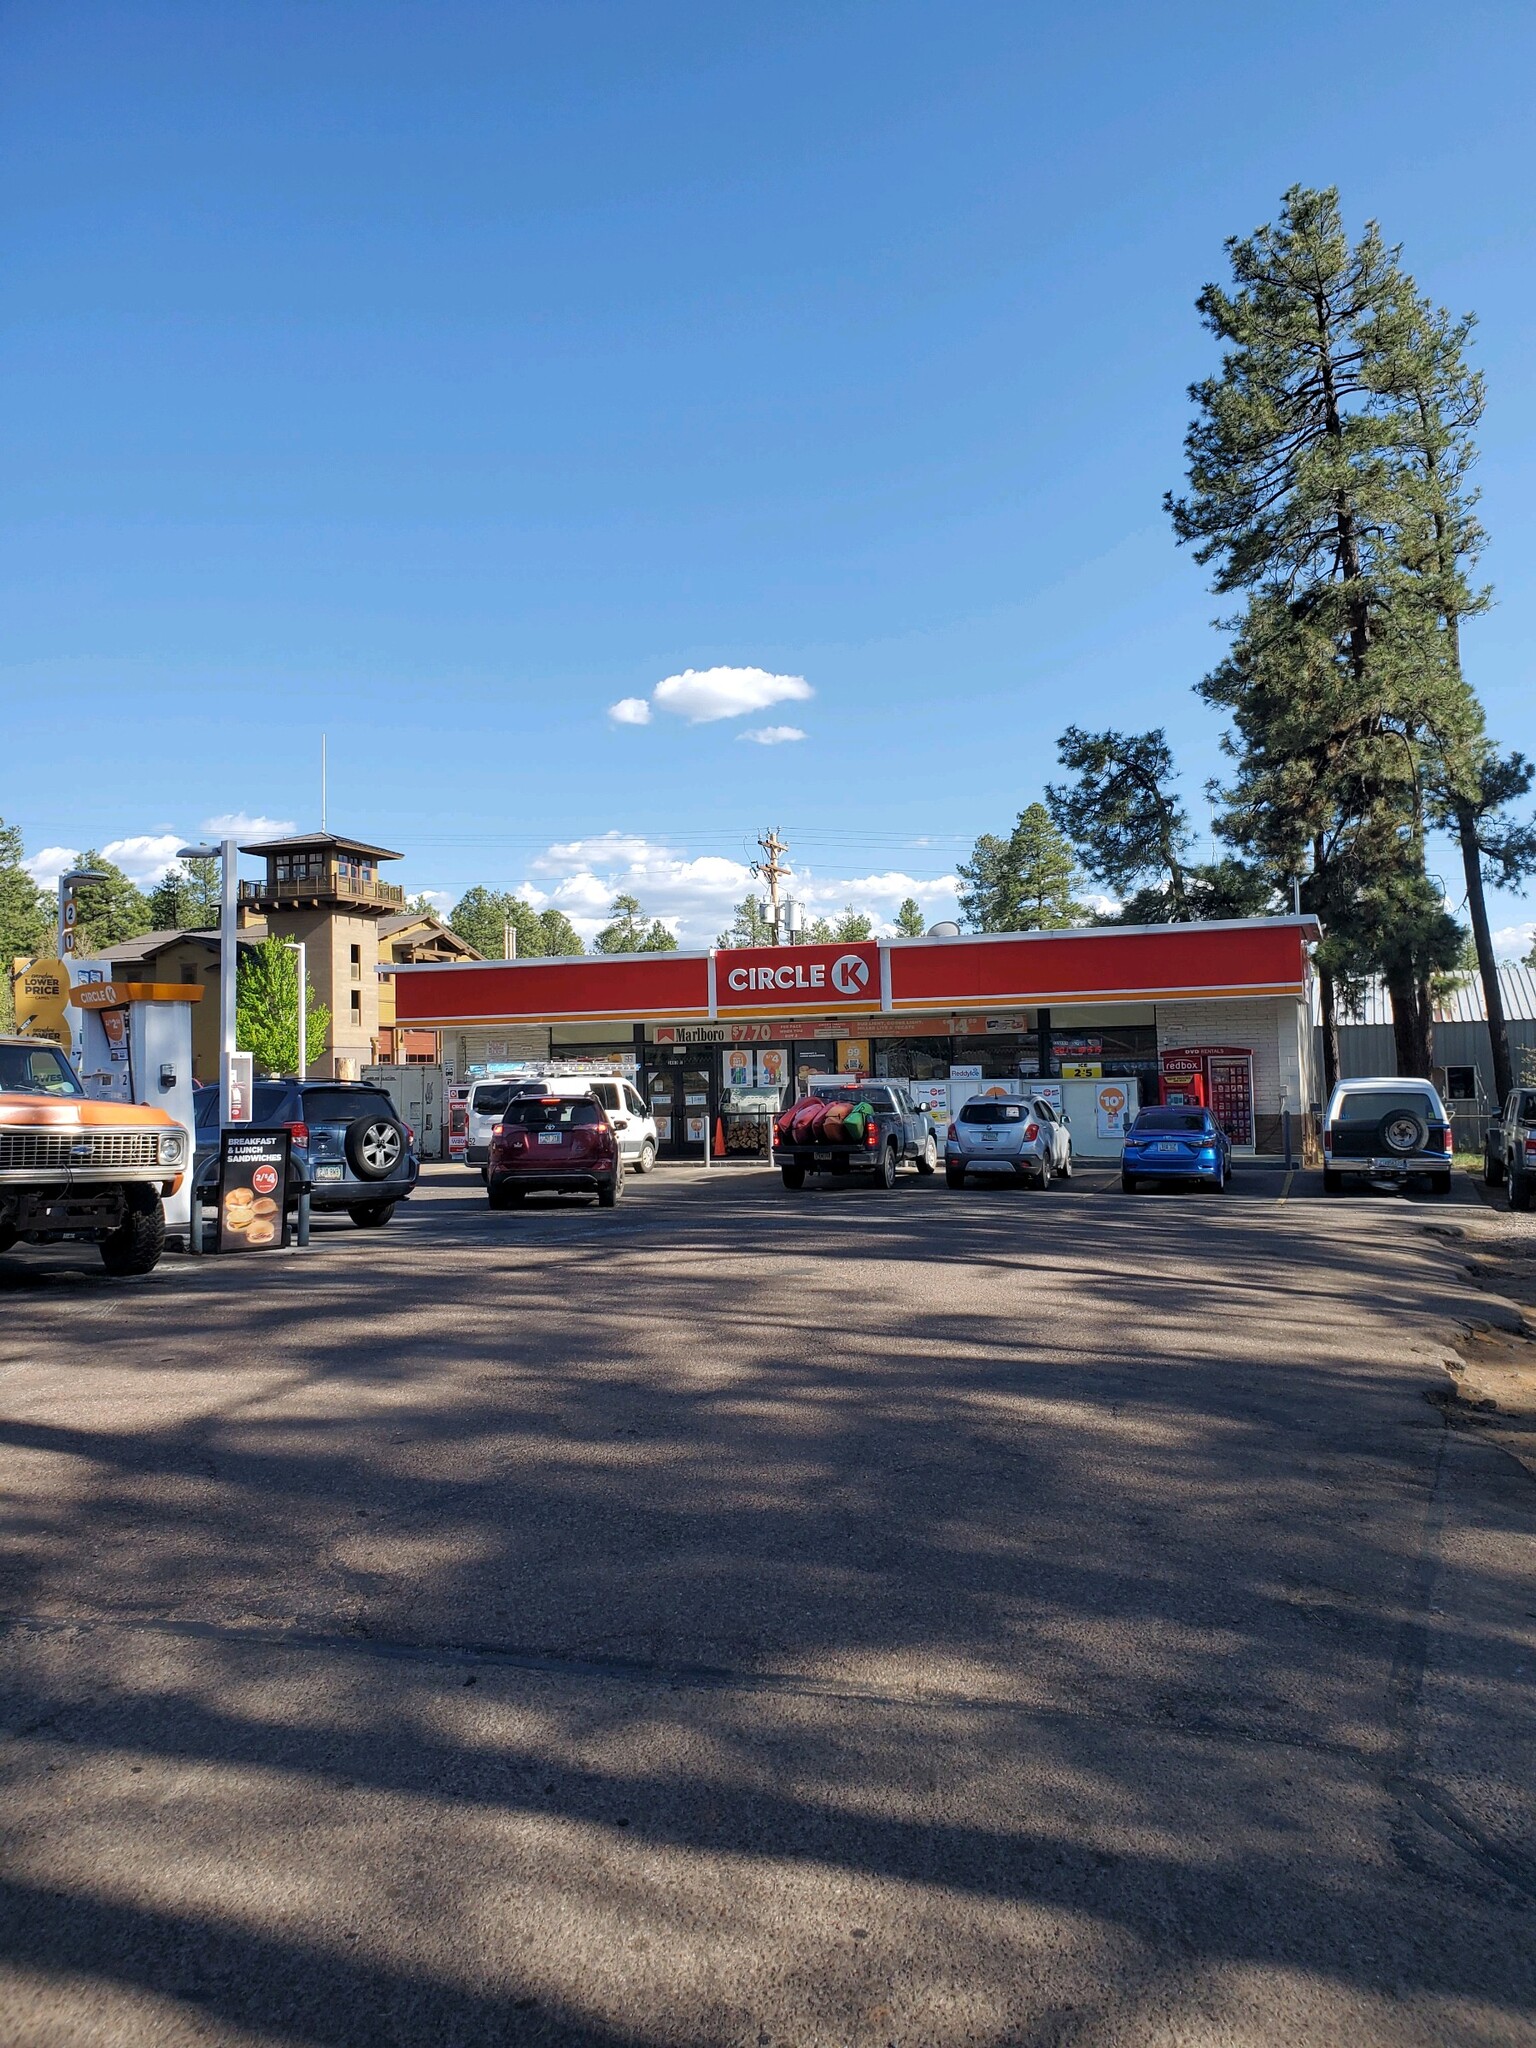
[{"xmin": 717, "ymin": 942, "xmax": 877, "ymax": 1008}]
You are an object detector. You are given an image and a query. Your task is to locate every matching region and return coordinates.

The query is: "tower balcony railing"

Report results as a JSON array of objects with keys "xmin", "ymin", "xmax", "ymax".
[{"xmin": 239, "ymin": 875, "xmax": 405, "ymax": 910}]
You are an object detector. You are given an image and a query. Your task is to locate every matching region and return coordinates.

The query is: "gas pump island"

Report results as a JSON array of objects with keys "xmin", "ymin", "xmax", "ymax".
[{"xmin": 69, "ymin": 977, "xmax": 202, "ymax": 1246}]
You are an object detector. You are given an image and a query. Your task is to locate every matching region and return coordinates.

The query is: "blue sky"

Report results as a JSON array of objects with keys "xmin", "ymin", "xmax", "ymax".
[{"xmin": 5, "ymin": 1, "xmax": 1535, "ymax": 948}]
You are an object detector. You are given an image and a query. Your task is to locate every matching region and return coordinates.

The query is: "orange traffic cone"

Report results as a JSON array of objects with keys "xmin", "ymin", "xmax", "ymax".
[{"xmin": 713, "ymin": 1116, "xmax": 726, "ymax": 1158}]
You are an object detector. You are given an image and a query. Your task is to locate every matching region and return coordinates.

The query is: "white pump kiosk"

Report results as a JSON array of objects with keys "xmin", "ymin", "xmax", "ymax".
[{"xmin": 69, "ymin": 976, "xmax": 202, "ymax": 1248}]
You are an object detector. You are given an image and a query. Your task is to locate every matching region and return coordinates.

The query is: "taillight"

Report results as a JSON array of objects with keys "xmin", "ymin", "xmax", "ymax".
[
  {"xmin": 866, "ymin": 1117, "xmax": 879, "ymax": 1147},
  {"xmin": 1024, "ymin": 1122, "xmax": 1039, "ymax": 1141},
  {"xmin": 1323, "ymin": 1129, "xmax": 1332, "ymax": 1155},
  {"xmin": 405, "ymin": 1123, "xmax": 415, "ymax": 1145},
  {"xmin": 492, "ymin": 1123, "xmax": 505, "ymax": 1139},
  {"xmin": 1524, "ymin": 1135, "xmax": 1536, "ymax": 1162},
  {"xmin": 286, "ymin": 1121, "xmax": 309, "ymax": 1149},
  {"xmin": 946, "ymin": 1123, "xmax": 957, "ymax": 1142},
  {"xmin": 1442, "ymin": 1128, "xmax": 1453, "ymax": 1155}
]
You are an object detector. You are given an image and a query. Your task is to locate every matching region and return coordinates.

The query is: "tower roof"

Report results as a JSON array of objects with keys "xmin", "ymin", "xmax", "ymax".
[{"xmin": 239, "ymin": 831, "xmax": 402, "ymax": 861}]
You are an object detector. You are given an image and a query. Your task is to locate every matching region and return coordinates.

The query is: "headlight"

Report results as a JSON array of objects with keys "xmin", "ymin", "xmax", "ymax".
[{"xmin": 157, "ymin": 1130, "xmax": 187, "ymax": 1166}]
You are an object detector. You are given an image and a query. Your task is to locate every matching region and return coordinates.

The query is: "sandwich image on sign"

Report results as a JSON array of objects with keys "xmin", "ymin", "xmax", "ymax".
[{"xmin": 217, "ymin": 1132, "xmax": 291, "ymax": 1251}]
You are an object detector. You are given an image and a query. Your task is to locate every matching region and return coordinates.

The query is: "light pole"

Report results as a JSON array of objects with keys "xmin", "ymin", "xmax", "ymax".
[
  {"xmin": 178, "ymin": 837, "xmax": 239, "ymax": 1125},
  {"xmin": 57, "ymin": 866, "xmax": 106, "ymax": 958},
  {"xmin": 284, "ymin": 940, "xmax": 308, "ymax": 1077}
]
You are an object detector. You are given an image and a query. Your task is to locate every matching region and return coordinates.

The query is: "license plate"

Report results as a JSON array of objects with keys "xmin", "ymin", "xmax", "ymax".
[
  {"xmin": 316, "ymin": 1164, "xmax": 344, "ymax": 1180},
  {"xmin": 1155, "ymin": 1142, "xmax": 1181, "ymax": 1154},
  {"xmin": 537, "ymin": 1132, "xmax": 564, "ymax": 1146}
]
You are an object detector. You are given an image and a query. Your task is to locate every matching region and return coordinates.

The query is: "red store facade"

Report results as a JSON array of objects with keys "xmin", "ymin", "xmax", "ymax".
[{"xmin": 390, "ymin": 916, "xmax": 1321, "ymax": 1159}]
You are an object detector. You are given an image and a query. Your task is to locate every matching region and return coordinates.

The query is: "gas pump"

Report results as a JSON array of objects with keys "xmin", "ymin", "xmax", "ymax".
[{"xmin": 70, "ymin": 974, "xmax": 202, "ymax": 1247}]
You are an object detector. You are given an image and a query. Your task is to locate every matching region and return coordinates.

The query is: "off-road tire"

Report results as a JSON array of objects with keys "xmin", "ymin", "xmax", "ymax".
[
  {"xmin": 345, "ymin": 1115, "xmax": 408, "ymax": 1181},
  {"xmin": 636, "ymin": 1141, "xmax": 657, "ymax": 1174},
  {"xmin": 914, "ymin": 1134, "xmax": 938, "ymax": 1176},
  {"xmin": 780, "ymin": 1164, "xmax": 806, "ymax": 1189},
  {"xmin": 348, "ymin": 1201, "xmax": 395, "ymax": 1228},
  {"xmin": 98, "ymin": 1187, "xmax": 165, "ymax": 1276},
  {"xmin": 1484, "ymin": 1147, "xmax": 1506, "ymax": 1187}
]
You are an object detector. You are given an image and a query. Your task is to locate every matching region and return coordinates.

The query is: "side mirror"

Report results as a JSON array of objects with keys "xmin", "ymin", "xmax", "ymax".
[{"xmin": 1062, "ymin": 1114, "xmax": 1071, "ymax": 1126}]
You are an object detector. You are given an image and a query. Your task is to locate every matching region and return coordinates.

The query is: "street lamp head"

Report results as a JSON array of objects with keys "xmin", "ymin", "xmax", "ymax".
[
  {"xmin": 175, "ymin": 845, "xmax": 221, "ymax": 863},
  {"xmin": 62, "ymin": 868, "xmax": 108, "ymax": 887}
]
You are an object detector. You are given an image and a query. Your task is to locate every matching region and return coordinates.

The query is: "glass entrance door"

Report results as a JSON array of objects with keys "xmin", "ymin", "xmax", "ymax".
[{"xmin": 645, "ymin": 1059, "xmax": 713, "ymax": 1158}]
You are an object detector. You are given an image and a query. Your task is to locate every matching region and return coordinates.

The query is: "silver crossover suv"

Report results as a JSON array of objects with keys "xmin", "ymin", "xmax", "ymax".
[{"xmin": 945, "ymin": 1092, "xmax": 1072, "ymax": 1189}]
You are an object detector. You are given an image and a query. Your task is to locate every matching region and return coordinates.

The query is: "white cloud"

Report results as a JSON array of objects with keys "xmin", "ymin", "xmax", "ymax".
[
  {"xmin": 100, "ymin": 834, "xmax": 186, "ymax": 885},
  {"xmin": 739, "ymin": 725, "xmax": 806, "ymax": 746},
  {"xmin": 1493, "ymin": 921, "xmax": 1534, "ymax": 961},
  {"xmin": 651, "ymin": 665, "xmax": 813, "ymax": 725},
  {"xmin": 607, "ymin": 697, "xmax": 653, "ymax": 727},
  {"xmin": 201, "ymin": 812, "xmax": 297, "ymax": 839},
  {"xmin": 22, "ymin": 845, "xmax": 82, "ymax": 890}
]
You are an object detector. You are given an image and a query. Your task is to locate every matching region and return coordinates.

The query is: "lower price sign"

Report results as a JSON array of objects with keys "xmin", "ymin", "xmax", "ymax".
[{"xmin": 218, "ymin": 1128, "xmax": 291, "ymax": 1252}]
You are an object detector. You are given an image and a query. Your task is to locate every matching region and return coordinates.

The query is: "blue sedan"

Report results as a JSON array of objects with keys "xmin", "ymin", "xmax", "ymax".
[{"xmin": 1120, "ymin": 1108, "xmax": 1232, "ymax": 1193}]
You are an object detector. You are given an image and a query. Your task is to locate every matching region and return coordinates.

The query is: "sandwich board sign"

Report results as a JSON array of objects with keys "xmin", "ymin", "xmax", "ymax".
[{"xmin": 218, "ymin": 1128, "xmax": 290, "ymax": 1252}]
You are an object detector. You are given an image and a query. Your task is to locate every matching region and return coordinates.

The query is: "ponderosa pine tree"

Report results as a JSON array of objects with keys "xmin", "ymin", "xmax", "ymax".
[
  {"xmin": 1378, "ymin": 275, "xmax": 1536, "ymax": 1102},
  {"xmin": 893, "ymin": 897, "xmax": 926, "ymax": 937},
  {"xmin": 147, "ymin": 856, "xmax": 222, "ymax": 931},
  {"xmin": 1169, "ymin": 185, "xmax": 1475, "ymax": 1076},
  {"xmin": 1045, "ymin": 726, "xmax": 1271, "ymax": 924},
  {"xmin": 958, "ymin": 804, "xmax": 1084, "ymax": 931}
]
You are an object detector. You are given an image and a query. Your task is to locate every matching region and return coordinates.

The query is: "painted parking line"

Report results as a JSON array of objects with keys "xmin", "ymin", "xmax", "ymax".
[{"xmin": 1278, "ymin": 1170, "xmax": 1294, "ymax": 1204}]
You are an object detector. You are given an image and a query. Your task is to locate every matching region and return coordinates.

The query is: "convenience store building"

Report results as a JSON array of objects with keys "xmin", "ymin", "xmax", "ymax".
[{"xmin": 391, "ymin": 915, "xmax": 1320, "ymax": 1160}]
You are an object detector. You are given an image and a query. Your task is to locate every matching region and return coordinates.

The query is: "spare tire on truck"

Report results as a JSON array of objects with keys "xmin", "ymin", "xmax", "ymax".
[{"xmin": 345, "ymin": 1113, "xmax": 408, "ymax": 1180}]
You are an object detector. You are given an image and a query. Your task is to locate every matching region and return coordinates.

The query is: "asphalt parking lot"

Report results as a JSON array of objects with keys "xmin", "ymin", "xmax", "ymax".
[{"xmin": 1, "ymin": 1159, "xmax": 1533, "ymax": 2047}]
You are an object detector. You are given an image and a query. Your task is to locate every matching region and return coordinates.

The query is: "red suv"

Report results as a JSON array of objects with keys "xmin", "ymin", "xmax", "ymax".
[{"xmin": 487, "ymin": 1094, "xmax": 623, "ymax": 1208}]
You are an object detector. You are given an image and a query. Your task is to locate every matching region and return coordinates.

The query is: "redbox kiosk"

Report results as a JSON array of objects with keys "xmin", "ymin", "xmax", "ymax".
[{"xmin": 1159, "ymin": 1046, "xmax": 1254, "ymax": 1149}]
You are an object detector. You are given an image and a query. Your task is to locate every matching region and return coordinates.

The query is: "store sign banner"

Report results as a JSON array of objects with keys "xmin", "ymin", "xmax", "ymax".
[
  {"xmin": 218, "ymin": 1128, "xmax": 290, "ymax": 1252},
  {"xmin": 716, "ymin": 941, "xmax": 880, "ymax": 1011}
]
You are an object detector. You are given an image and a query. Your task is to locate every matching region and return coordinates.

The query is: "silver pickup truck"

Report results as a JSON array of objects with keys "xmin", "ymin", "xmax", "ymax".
[{"xmin": 774, "ymin": 1079, "xmax": 939, "ymax": 1190}]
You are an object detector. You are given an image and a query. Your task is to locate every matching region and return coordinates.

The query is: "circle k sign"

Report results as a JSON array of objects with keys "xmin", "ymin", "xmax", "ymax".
[{"xmin": 716, "ymin": 941, "xmax": 880, "ymax": 1011}]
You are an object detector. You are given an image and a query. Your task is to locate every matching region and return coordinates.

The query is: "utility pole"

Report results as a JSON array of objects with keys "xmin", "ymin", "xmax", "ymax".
[{"xmin": 752, "ymin": 828, "xmax": 790, "ymax": 944}]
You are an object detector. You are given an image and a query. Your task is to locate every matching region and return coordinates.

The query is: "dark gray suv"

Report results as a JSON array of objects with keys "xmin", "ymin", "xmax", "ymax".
[
  {"xmin": 1484, "ymin": 1087, "xmax": 1536, "ymax": 1210},
  {"xmin": 194, "ymin": 1079, "xmax": 419, "ymax": 1227}
]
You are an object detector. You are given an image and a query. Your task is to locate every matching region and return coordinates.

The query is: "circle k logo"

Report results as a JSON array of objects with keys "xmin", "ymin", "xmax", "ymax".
[{"xmin": 831, "ymin": 952, "xmax": 870, "ymax": 996}]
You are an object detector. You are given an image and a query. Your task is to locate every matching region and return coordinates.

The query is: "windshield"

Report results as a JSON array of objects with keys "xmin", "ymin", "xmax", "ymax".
[
  {"xmin": 470, "ymin": 1083, "xmax": 516, "ymax": 1118},
  {"xmin": 959, "ymin": 1101, "xmax": 1027, "ymax": 1124},
  {"xmin": 503, "ymin": 1098, "xmax": 604, "ymax": 1130},
  {"xmin": 0, "ymin": 1043, "xmax": 83, "ymax": 1096},
  {"xmin": 302, "ymin": 1088, "xmax": 397, "ymax": 1124},
  {"xmin": 1131, "ymin": 1110, "xmax": 1208, "ymax": 1134},
  {"xmin": 1334, "ymin": 1089, "xmax": 1440, "ymax": 1123}
]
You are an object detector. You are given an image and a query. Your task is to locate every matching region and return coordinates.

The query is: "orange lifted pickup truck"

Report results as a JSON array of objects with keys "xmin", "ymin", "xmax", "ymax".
[{"xmin": 0, "ymin": 1035, "xmax": 190, "ymax": 1274}]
